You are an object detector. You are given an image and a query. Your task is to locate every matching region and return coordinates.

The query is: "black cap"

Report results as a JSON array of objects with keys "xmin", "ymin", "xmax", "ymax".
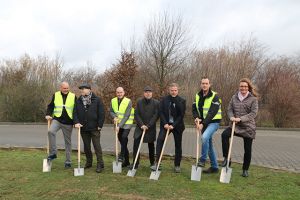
[
  {"xmin": 79, "ymin": 83, "xmax": 91, "ymax": 89},
  {"xmin": 144, "ymin": 86, "xmax": 153, "ymax": 92}
]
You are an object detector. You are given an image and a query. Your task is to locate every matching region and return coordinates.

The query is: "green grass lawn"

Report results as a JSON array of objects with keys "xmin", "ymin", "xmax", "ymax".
[{"xmin": 0, "ymin": 149, "xmax": 299, "ymax": 200}]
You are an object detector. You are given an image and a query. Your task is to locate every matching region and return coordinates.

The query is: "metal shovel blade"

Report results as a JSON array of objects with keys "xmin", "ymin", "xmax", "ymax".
[
  {"xmin": 42, "ymin": 159, "xmax": 52, "ymax": 172},
  {"xmin": 220, "ymin": 167, "xmax": 232, "ymax": 183},
  {"xmin": 127, "ymin": 169, "xmax": 137, "ymax": 177},
  {"xmin": 149, "ymin": 170, "xmax": 161, "ymax": 180},
  {"xmin": 74, "ymin": 168, "xmax": 84, "ymax": 176},
  {"xmin": 191, "ymin": 165, "xmax": 202, "ymax": 181},
  {"xmin": 112, "ymin": 161, "xmax": 122, "ymax": 173}
]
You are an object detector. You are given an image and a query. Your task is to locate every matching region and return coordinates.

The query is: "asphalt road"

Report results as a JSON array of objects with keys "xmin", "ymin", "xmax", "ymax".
[{"xmin": 0, "ymin": 124, "xmax": 299, "ymax": 173}]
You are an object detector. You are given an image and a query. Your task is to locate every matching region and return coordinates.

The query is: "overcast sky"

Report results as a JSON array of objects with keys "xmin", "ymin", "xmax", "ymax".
[{"xmin": 0, "ymin": 0, "xmax": 299, "ymax": 72}]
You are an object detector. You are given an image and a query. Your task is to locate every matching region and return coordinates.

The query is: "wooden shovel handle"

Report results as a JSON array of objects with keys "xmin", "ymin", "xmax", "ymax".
[
  {"xmin": 196, "ymin": 121, "xmax": 200, "ymax": 165},
  {"xmin": 78, "ymin": 127, "xmax": 81, "ymax": 166},
  {"xmin": 227, "ymin": 122, "xmax": 236, "ymax": 168},
  {"xmin": 132, "ymin": 129, "xmax": 146, "ymax": 169},
  {"xmin": 47, "ymin": 120, "xmax": 51, "ymax": 155},
  {"xmin": 115, "ymin": 122, "xmax": 119, "ymax": 162},
  {"xmin": 155, "ymin": 128, "xmax": 170, "ymax": 172}
]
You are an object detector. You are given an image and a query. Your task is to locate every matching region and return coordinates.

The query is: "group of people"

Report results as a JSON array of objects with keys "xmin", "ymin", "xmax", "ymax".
[{"xmin": 45, "ymin": 77, "xmax": 258, "ymax": 177}]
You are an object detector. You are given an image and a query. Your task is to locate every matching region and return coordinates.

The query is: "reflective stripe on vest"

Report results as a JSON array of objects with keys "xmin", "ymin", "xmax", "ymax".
[
  {"xmin": 111, "ymin": 97, "xmax": 134, "ymax": 124},
  {"xmin": 195, "ymin": 91, "xmax": 222, "ymax": 120},
  {"xmin": 53, "ymin": 91, "xmax": 75, "ymax": 119}
]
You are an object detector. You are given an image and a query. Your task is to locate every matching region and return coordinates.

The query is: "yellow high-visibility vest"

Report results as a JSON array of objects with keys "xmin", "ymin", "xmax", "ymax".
[
  {"xmin": 53, "ymin": 91, "xmax": 75, "ymax": 119},
  {"xmin": 111, "ymin": 97, "xmax": 134, "ymax": 124},
  {"xmin": 195, "ymin": 91, "xmax": 222, "ymax": 120}
]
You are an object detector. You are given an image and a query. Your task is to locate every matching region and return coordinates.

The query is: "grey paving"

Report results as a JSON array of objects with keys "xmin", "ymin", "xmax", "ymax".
[{"xmin": 0, "ymin": 124, "xmax": 299, "ymax": 173}]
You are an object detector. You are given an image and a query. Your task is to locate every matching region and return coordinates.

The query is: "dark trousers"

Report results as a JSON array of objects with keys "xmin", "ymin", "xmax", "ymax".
[
  {"xmin": 156, "ymin": 128, "xmax": 183, "ymax": 166},
  {"xmin": 118, "ymin": 128, "xmax": 130, "ymax": 164},
  {"xmin": 81, "ymin": 130, "xmax": 104, "ymax": 166},
  {"xmin": 221, "ymin": 127, "xmax": 253, "ymax": 170},
  {"xmin": 132, "ymin": 136, "xmax": 155, "ymax": 167}
]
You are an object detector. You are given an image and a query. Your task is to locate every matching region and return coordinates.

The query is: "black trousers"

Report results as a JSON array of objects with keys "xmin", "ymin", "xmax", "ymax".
[
  {"xmin": 156, "ymin": 128, "xmax": 183, "ymax": 166},
  {"xmin": 221, "ymin": 127, "xmax": 253, "ymax": 170},
  {"xmin": 132, "ymin": 136, "xmax": 155, "ymax": 167},
  {"xmin": 117, "ymin": 128, "xmax": 130, "ymax": 163},
  {"xmin": 81, "ymin": 130, "xmax": 104, "ymax": 166}
]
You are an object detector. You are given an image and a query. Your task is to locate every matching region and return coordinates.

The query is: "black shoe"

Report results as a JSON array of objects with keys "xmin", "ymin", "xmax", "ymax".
[
  {"xmin": 150, "ymin": 164, "xmax": 161, "ymax": 171},
  {"xmin": 220, "ymin": 158, "xmax": 231, "ymax": 167},
  {"xmin": 96, "ymin": 167, "xmax": 103, "ymax": 173},
  {"xmin": 84, "ymin": 163, "xmax": 92, "ymax": 169},
  {"xmin": 47, "ymin": 154, "xmax": 57, "ymax": 161},
  {"xmin": 64, "ymin": 163, "xmax": 71, "ymax": 168},
  {"xmin": 241, "ymin": 170, "xmax": 249, "ymax": 177},
  {"xmin": 122, "ymin": 161, "xmax": 130, "ymax": 168},
  {"xmin": 96, "ymin": 163, "xmax": 104, "ymax": 173},
  {"xmin": 174, "ymin": 166, "xmax": 181, "ymax": 173},
  {"xmin": 203, "ymin": 167, "xmax": 219, "ymax": 174},
  {"xmin": 197, "ymin": 160, "xmax": 205, "ymax": 167},
  {"xmin": 96, "ymin": 164, "xmax": 104, "ymax": 173},
  {"xmin": 118, "ymin": 154, "xmax": 123, "ymax": 162}
]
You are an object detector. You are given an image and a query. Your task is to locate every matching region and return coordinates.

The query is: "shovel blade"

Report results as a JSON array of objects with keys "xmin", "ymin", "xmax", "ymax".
[
  {"xmin": 74, "ymin": 168, "xmax": 84, "ymax": 176},
  {"xmin": 112, "ymin": 161, "xmax": 122, "ymax": 173},
  {"xmin": 42, "ymin": 159, "xmax": 52, "ymax": 172},
  {"xmin": 127, "ymin": 169, "xmax": 137, "ymax": 177},
  {"xmin": 149, "ymin": 170, "xmax": 161, "ymax": 180},
  {"xmin": 220, "ymin": 167, "xmax": 232, "ymax": 183},
  {"xmin": 191, "ymin": 165, "xmax": 202, "ymax": 181}
]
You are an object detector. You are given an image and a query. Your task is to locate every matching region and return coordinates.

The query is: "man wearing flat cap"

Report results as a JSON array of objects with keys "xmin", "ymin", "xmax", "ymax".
[
  {"xmin": 130, "ymin": 86, "xmax": 159, "ymax": 170},
  {"xmin": 45, "ymin": 81, "xmax": 76, "ymax": 168},
  {"xmin": 73, "ymin": 83, "xmax": 105, "ymax": 173}
]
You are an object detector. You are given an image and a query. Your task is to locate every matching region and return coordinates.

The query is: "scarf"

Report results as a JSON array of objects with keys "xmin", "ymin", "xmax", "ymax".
[
  {"xmin": 169, "ymin": 95, "xmax": 179, "ymax": 121},
  {"xmin": 81, "ymin": 92, "xmax": 92, "ymax": 108},
  {"xmin": 238, "ymin": 91, "xmax": 249, "ymax": 102}
]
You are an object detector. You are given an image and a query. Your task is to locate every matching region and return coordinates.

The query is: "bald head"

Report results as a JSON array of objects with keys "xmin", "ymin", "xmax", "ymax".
[
  {"xmin": 116, "ymin": 87, "xmax": 125, "ymax": 99},
  {"xmin": 60, "ymin": 81, "xmax": 70, "ymax": 94}
]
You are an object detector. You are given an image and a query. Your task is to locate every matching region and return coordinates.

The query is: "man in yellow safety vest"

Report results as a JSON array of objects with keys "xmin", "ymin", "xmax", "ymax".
[
  {"xmin": 192, "ymin": 77, "xmax": 222, "ymax": 173},
  {"xmin": 45, "ymin": 81, "xmax": 76, "ymax": 168},
  {"xmin": 110, "ymin": 87, "xmax": 134, "ymax": 167}
]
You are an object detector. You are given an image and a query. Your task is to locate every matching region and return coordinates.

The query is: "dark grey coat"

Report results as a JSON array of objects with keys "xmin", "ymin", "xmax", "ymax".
[
  {"xmin": 134, "ymin": 97, "xmax": 159, "ymax": 143},
  {"xmin": 227, "ymin": 92, "xmax": 258, "ymax": 139}
]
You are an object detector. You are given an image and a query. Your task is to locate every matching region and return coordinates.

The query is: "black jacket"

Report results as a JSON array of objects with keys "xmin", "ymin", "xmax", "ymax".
[
  {"xmin": 134, "ymin": 97, "xmax": 159, "ymax": 143},
  {"xmin": 160, "ymin": 95, "xmax": 186, "ymax": 132},
  {"xmin": 192, "ymin": 89, "xmax": 221, "ymax": 127},
  {"xmin": 73, "ymin": 92, "xmax": 105, "ymax": 131}
]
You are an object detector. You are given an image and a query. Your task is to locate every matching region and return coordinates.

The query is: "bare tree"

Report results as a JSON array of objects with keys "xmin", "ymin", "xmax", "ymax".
[
  {"xmin": 257, "ymin": 56, "xmax": 300, "ymax": 127},
  {"xmin": 0, "ymin": 54, "xmax": 62, "ymax": 121},
  {"xmin": 97, "ymin": 50, "xmax": 139, "ymax": 122},
  {"xmin": 139, "ymin": 12, "xmax": 193, "ymax": 96},
  {"xmin": 62, "ymin": 62, "xmax": 97, "ymax": 95}
]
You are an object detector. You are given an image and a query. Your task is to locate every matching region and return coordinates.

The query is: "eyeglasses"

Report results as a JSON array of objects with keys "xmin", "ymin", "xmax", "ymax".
[{"xmin": 240, "ymin": 86, "xmax": 248, "ymax": 88}]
